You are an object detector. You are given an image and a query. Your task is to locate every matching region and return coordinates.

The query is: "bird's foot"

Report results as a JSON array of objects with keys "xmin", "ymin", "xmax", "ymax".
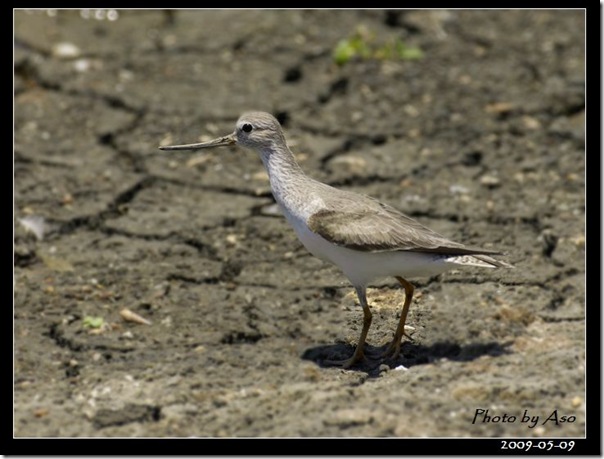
[
  {"xmin": 324, "ymin": 348, "xmax": 366, "ymax": 368},
  {"xmin": 380, "ymin": 341, "xmax": 401, "ymax": 360},
  {"xmin": 380, "ymin": 331, "xmax": 413, "ymax": 360}
]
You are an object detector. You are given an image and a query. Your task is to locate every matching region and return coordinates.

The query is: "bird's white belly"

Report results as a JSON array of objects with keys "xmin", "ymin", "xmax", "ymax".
[{"xmin": 282, "ymin": 208, "xmax": 453, "ymax": 287}]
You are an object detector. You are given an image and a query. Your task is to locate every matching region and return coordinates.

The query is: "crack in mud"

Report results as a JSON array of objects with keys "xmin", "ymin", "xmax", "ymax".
[
  {"xmin": 56, "ymin": 176, "xmax": 156, "ymax": 234},
  {"xmin": 93, "ymin": 404, "xmax": 161, "ymax": 428},
  {"xmin": 47, "ymin": 322, "xmax": 136, "ymax": 354}
]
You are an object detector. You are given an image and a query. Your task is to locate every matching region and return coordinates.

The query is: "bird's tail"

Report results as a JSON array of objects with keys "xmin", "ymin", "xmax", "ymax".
[{"xmin": 447, "ymin": 254, "xmax": 515, "ymax": 269}]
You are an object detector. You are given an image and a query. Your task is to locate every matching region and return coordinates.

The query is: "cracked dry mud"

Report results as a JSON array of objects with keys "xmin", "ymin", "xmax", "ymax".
[{"xmin": 14, "ymin": 10, "xmax": 585, "ymax": 437}]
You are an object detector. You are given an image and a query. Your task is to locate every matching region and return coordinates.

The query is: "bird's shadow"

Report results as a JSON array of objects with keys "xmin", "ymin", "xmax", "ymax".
[{"xmin": 301, "ymin": 340, "xmax": 513, "ymax": 376}]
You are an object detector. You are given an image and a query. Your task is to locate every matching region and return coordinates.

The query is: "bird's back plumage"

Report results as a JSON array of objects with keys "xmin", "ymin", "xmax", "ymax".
[{"xmin": 306, "ymin": 184, "xmax": 501, "ymax": 257}]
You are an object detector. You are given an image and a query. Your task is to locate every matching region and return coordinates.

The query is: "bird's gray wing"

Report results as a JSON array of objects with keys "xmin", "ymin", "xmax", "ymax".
[{"xmin": 307, "ymin": 194, "xmax": 500, "ymax": 255}]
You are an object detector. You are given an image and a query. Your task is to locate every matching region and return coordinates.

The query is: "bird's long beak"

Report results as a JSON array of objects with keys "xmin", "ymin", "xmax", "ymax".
[{"xmin": 159, "ymin": 133, "xmax": 236, "ymax": 151}]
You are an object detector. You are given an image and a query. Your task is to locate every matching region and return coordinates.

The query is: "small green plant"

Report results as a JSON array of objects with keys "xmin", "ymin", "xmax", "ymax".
[
  {"xmin": 376, "ymin": 38, "xmax": 424, "ymax": 61},
  {"xmin": 82, "ymin": 316, "xmax": 105, "ymax": 329},
  {"xmin": 333, "ymin": 27, "xmax": 423, "ymax": 65},
  {"xmin": 333, "ymin": 34, "xmax": 371, "ymax": 65}
]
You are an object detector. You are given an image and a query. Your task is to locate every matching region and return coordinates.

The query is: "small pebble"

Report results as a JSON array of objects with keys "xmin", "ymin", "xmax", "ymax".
[
  {"xmin": 18, "ymin": 216, "xmax": 47, "ymax": 241},
  {"xmin": 52, "ymin": 42, "xmax": 80, "ymax": 59},
  {"xmin": 33, "ymin": 408, "xmax": 49, "ymax": 418},
  {"xmin": 522, "ymin": 115, "xmax": 542, "ymax": 130},
  {"xmin": 485, "ymin": 102, "xmax": 514, "ymax": 114},
  {"xmin": 479, "ymin": 175, "xmax": 501, "ymax": 188}
]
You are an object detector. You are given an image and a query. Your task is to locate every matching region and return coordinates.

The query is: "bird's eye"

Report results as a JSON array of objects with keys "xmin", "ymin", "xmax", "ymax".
[{"xmin": 242, "ymin": 123, "xmax": 253, "ymax": 133}]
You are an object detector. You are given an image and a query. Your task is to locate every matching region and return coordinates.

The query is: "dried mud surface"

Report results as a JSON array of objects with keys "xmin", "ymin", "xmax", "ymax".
[{"xmin": 14, "ymin": 10, "xmax": 585, "ymax": 437}]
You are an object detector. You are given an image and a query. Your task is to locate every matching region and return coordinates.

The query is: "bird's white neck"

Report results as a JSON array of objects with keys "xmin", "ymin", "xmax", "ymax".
[
  {"xmin": 257, "ymin": 145, "xmax": 319, "ymax": 220},
  {"xmin": 259, "ymin": 146, "xmax": 305, "ymax": 190}
]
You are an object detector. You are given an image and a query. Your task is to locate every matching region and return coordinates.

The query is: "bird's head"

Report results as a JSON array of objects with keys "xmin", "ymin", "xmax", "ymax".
[{"xmin": 159, "ymin": 111, "xmax": 286, "ymax": 153}]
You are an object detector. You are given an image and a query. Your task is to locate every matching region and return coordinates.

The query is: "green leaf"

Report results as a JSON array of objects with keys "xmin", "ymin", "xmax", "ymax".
[
  {"xmin": 333, "ymin": 30, "xmax": 423, "ymax": 65},
  {"xmin": 82, "ymin": 316, "xmax": 105, "ymax": 329}
]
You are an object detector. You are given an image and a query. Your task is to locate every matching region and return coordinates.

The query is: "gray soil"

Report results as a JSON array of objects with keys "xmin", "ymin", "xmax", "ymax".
[{"xmin": 14, "ymin": 10, "xmax": 585, "ymax": 437}]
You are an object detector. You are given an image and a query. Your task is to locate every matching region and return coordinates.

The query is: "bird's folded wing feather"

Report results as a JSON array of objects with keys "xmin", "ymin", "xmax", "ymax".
[{"xmin": 307, "ymin": 195, "xmax": 501, "ymax": 255}]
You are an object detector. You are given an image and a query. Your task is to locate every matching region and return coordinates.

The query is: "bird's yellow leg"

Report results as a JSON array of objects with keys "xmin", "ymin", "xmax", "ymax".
[
  {"xmin": 326, "ymin": 286, "xmax": 372, "ymax": 368},
  {"xmin": 381, "ymin": 277, "xmax": 414, "ymax": 359}
]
